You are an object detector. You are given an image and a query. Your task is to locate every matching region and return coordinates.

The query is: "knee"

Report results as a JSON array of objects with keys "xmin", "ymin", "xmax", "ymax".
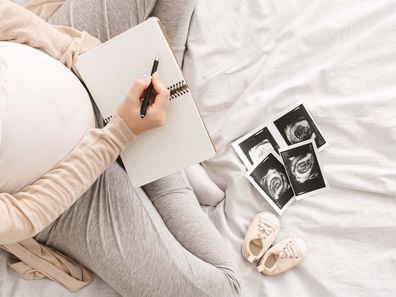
[
  {"xmin": 193, "ymin": 269, "xmax": 242, "ymax": 297},
  {"xmin": 221, "ymin": 269, "xmax": 242, "ymax": 297}
]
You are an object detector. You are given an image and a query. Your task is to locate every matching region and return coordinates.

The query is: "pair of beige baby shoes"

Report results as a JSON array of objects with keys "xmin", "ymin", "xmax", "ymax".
[{"xmin": 242, "ymin": 211, "xmax": 307, "ymax": 276}]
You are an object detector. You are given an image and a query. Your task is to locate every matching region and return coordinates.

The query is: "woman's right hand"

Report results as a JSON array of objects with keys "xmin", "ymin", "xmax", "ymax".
[{"xmin": 117, "ymin": 72, "xmax": 170, "ymax": 135}]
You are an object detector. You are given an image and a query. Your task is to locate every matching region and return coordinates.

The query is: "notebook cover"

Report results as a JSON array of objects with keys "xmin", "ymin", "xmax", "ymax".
[{"xmin": 76, "ymin": 18, "xmax": 215, "ymax": 187}]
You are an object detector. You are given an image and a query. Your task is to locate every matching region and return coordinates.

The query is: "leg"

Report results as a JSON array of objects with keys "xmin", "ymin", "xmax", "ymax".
[
  {"xmin": 48, "ymin": 0, "xmax": 197, "ymax": 66},
  {"xmin": 36, "ymin": 162, "xmax": 240, "ymax": 297},
  {"xmin": 48, "ymin": 0, "xmax": 156, "ymax": 42},
  {"xmin": 143, "ymin": 171, "xmax": 240, "ymax": 292},
  {"xmin": 150, "ymin": 0, "xmax": 197, "ymax": 66}
]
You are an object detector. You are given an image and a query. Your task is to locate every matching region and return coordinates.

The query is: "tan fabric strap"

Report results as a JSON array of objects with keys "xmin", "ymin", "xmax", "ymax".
[{"xmin": 1, "ymin": 239, "xmax": 92, "ymax": 291}]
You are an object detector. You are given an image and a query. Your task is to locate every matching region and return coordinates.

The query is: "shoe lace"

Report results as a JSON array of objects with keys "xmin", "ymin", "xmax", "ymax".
[
  {"xmin": 256, "ymin": 218, "xmax": 275, "ymax": 240},
  {"xmin": 280, "ymin": 241, "xmax": 298, "ymax": 259}
]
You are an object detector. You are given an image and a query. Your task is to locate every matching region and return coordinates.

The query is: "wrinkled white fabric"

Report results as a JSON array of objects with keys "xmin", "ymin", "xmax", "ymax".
[{"xmin": 183, "ymin": 0, "xmax": 396, "ymax": 296}]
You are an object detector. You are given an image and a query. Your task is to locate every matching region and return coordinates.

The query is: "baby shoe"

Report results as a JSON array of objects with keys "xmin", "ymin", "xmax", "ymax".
[
  {"xmin": 257, "ymin": 237, "xmax": 307, "ymax": 276},
  {"xmin": 242, "ymin": 211, "xmax": 280, "ymax": 263}
]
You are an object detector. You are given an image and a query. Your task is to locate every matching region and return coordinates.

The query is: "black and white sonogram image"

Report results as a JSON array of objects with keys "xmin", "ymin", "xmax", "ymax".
[
  {"xmin": 280, "ymin": 140, "xmax": 328, "ymax": 198},
  {"xmin": 274, "ymin": 103, "xmax": 327, "ymax": 150}
]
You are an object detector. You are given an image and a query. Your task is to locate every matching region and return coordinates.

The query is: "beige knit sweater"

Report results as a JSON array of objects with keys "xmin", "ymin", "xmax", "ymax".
[{"xmin": 0, "ymin": 0, "xmax": 136, "ymax": 291}]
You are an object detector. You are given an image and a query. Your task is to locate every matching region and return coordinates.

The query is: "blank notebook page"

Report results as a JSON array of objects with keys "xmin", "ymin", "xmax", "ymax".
[{"xmin": 76, "ymin": 18, "xmax": 215, "ymax": 187}]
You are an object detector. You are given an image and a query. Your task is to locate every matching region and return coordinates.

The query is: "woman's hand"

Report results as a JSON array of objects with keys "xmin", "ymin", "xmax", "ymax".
[{"xmin": 117, "ymin": 73, "xmax": 170, "ymax": 135}]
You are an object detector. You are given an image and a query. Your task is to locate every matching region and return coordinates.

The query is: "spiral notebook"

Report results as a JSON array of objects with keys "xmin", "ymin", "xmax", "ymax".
[{"xmin": 76, "ymin": 18, "xmax": 215, "ymax": 187}]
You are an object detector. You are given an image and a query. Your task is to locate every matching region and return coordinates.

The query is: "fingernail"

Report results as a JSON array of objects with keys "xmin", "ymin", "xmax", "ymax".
[{"xmin": 152, "ymin": 72, "xmax": 158, "ymax": 78}]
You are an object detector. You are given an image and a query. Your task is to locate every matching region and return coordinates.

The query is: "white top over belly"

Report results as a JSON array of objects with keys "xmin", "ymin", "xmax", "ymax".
[{"xmin": 0, "ymin": 41, "xmax": 95, "ymax": 193}]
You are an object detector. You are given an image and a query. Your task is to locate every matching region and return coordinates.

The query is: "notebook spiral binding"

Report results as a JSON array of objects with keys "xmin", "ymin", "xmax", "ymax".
[
  {"xmin": 103, "ymin": 80, "xmax": 189, "ymax": 125},
  {"xmin": 167, "ymin": 80, "xmax": 190, "ymax": 100},
  {"xmin": 104, "ymin": 116, "xmax": 113, "ymax": 124}
]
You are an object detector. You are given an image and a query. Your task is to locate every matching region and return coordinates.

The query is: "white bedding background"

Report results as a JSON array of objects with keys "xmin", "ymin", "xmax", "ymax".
[
  {"xmin": 183, "ymin": 0, "xmax": 396, "ymax": 296},
  {"xmin": 1, "ymin": 0, "xmax": 396, "ymax": 296}
]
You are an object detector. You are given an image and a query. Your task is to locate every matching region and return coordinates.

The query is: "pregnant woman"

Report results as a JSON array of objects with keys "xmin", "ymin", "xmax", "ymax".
[{"xmin": 0, "ymin": 1, "xmax": 240, "ymax": 296}]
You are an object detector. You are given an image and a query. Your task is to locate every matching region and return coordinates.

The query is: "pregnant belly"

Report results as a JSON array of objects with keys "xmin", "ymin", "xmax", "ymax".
[{"xmin": 0, "ymin": 42, "xmax": 95, "ymax": 194}]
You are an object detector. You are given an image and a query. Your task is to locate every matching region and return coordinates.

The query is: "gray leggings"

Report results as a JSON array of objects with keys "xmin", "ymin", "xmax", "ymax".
[{"xmin": 35, "ymin": 1, "xmax": 241, "ymax": 297}]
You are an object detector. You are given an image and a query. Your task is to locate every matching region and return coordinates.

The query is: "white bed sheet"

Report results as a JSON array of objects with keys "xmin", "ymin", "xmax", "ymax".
[
  {"xmin": 182, "ymin": 0, "xmax": 396, "ymax": 296},
  {"xmin": 1, "ymin": 0, "xmax": 396, "ymax": 296}
]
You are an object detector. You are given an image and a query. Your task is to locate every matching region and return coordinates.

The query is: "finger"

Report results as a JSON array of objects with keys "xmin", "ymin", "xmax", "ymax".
[
  {"xmin": 128, "ymin": 76, "xmax": 151, "ymax": 103},
  {"xmin": 151, "ymin": 73, "xmax": 170, "ymax": 110},
  {"xmin": 151, "ymin": 72, "xmax": 168, "ymax": 96},
  {"xmin": 149, "ymin": 89, "xmax": 158, "ymax": 105},
  {"xmin": 147, "ymin": 93, "xmax": 169, "ymax": 117}
]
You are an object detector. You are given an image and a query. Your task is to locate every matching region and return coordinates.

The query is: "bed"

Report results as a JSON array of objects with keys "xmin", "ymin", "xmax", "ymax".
[{"xmin": 1, "ymin": 0, "xmax": 396, "ymax": 296}]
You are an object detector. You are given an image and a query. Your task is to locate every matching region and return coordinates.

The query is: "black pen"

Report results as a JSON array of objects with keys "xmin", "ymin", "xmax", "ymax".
[{"xmin": 140, "ymin": 55, "xmax": 159, "ymax": 118}]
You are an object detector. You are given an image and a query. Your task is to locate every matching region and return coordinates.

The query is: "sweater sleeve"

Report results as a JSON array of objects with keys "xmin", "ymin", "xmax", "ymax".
[
  {"xmin": 0, "ymin": 115, "xmax": 136, "ymax": 245},
  {"xmin": 0, "ymin": 0, "xmax": 100, "ymax": 70}
]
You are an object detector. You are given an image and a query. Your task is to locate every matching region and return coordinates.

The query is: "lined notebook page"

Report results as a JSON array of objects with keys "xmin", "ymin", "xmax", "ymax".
[
  {"xmin": 76, "ymin": 18, "xmax": 215, "ymax": 187},
  {"xmin": 121, "ymin": 92, "xmax": 214, "ymax": 186}
]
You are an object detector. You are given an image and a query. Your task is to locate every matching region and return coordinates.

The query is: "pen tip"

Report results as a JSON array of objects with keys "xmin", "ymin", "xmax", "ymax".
[
  {"xmin": 155, "ymin": 55, "xmax": 159, "ymax": 61},
  {"xmin": 140, "ymin": 114, "xmax": 145, "ymax": 118}
]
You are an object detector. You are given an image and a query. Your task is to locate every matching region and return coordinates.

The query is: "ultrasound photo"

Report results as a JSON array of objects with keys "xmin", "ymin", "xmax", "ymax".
[
  {"xmin": 279, "ymin": 140, "xmax": 328, "ymax": 199},
  {"xmin": 273, "ymin": 103, "xmax": 328, "ymax": 151},
  {"xmin": 233, "ymin": 126, "xmax": 280, "ymax": 168},
  {"xmin": 246, "ymin": 152, "xmax": 295, "ymax": 215}
]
